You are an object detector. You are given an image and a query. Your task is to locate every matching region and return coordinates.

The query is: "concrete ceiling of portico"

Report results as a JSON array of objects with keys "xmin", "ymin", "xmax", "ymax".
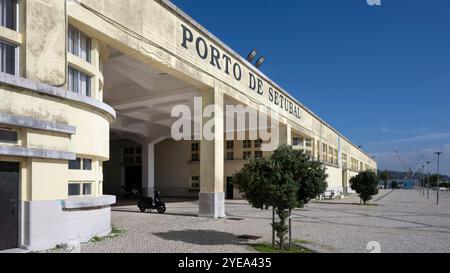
[
  {"xmin": 104, "ymin": 47, "xmax": 200, "ymax": 141},
  {"xmin": 104, "ymin": 48, "xmax": 276, "ymax": 143}
]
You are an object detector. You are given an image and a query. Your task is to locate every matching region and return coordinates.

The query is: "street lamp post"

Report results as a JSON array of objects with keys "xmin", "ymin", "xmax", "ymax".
[
  {"xmin": 426, "ymin": 161, "xmax": 431, "ymax": 199},
  {"xmin": 435, "ymin": 152, "xmax": 442, "ymax": 205},
  {"xmin": 422, "ymin": 165, "xmax": 426, "ymax": 196}
]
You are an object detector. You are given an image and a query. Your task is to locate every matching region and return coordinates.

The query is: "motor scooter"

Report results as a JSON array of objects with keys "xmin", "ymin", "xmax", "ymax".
[{"xmin": 137, "ymin": 189, "xmax": 166, "ymax": 214}]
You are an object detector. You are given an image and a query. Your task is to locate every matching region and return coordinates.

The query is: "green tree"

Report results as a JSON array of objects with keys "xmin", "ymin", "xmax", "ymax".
[
  {"xmin": 233, "ymin": 145, "xmax": 327, "ymax": 250},
  {"xmin": 391, "ymin": 180, "xmax": 399, "ymax": 189},
  {"xmin": 350, "ymin": 171, "xmax": 379, "ymax": 204},
  {"xmin": 379, "ymin": 170, "xmax": 390, "ymax": 189}
]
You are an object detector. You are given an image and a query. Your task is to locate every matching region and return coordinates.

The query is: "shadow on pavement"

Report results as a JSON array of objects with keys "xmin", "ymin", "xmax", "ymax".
[{"xmin": 152, "ymin": 229, "xmax": 248, "ymax": 246}]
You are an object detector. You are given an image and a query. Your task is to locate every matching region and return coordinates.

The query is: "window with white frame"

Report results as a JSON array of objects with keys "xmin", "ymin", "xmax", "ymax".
[
  {"xmin": 322, "ymin": 144, "xmax": 327, "ymax": 163},
  {"xmin": 305, "ymin": 139, "xmax": 312, "ymax": 148},
  {"xmin": 342, "ymin": 153, "xmax": 348, "ymax": 169},
  {"xmin": 293, "ymin": 137, "xmax": 303, "ymax": 146},
  {"xmin": 68, "ymin": 66, "xmax": 91, "ymax": 97},
  {"xmin": 68, "ymin": 182, "xmax": 93, "ymax": 197},
  {"xmin": 0, "ymin": 0, "xmax": 17, "ymax": 31},
  {"xmin": 68, "ymin": 25, "xmax": 91, "ymax": 63},
  {"xmin": 69, "ymin": 157, "xmax": 93, "ymax": 170},
  {"xmin": 0, "ymin": 40, "xmax": 17, "ymax": 75}
]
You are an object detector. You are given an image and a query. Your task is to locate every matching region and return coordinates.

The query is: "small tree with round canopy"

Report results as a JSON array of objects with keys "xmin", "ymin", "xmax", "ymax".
[
  {"xmin": 350, "ymin": 171, "xmax": 379, "ymax": 204},
  {"xmin": 233, "ymin": 145, "xmax": 328, "ymax": 250}
]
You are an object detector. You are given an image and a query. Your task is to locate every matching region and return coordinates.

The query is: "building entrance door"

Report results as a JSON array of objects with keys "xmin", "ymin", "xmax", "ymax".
[
  {"xmin": 0, "ymin": 162, "xmax": 19, "ymax": 251},
  {"xmin": 125, "ymin": 166, "xmax": 142, "ymax": 189},
  {"xmin": 226, "ymin": 177, "xmax": 234, "ymax": 200}
]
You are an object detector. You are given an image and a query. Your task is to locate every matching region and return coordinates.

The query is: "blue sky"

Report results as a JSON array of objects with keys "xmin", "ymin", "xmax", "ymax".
[{"xmin": 171, "ymin": 0, "xmax": 450, "ymax": 175}]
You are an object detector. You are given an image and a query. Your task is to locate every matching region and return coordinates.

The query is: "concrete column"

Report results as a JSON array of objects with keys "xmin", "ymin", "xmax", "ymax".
[
  {"xmin": 142, "ymin": 137, "xmax": 166, "ymax": 198},
  {"xmin": 199, "ymin": 86, "xmax": 225, "ymax": 218},
  {"xmin": 279, "ymin": 123, "xmax": 292, "ymax": 146}
]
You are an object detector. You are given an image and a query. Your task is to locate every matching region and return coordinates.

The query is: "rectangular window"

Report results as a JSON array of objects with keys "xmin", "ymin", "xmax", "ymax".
[
  {"xmin": 255, "ymin": 151, "xmax": 263, "ymax": 159},
  {"xmin": 68, "ymin": 67, "xmax": 91, "ymax": 97},
  {"xmin": 342, "ymin": 153, "xmax": 348, "ymax": 169},
  {"xmin": 192, "ymin": 142, "xmax": 200, "ymax": 162},
  {"xmin": 328, "ymin": 148, "xmax": 333, "ymax": 164},
  {"xmin": 322, "ymin": 144, "xmax": 327, "ymax": 163},
  {"xmin": 334, "ymin": 149, "xmax": 339, "ymax": 165},
  {"xmin": 243, "ymin": 140, "xmax": 252, "ymax": 149},
  {"xmin": 0, "ymin": 40, "xmax": 17, "ymax": 75},
  {"xmin": 0, "ymin": 0, "xmax": 17, "ymax": 31},
  {"xmin": 360, "ymin": 162, "xmax": 364, "ymax": 172},
  {"xmin": 226, "ymin": 152, "xmax": 234, "ymax": 161},
  {"xmin": 0, "ymin": 128, "xmax": 17, "ymax": 143},
  {"xmin": 226, "ymin": 141, "xmax": 234, "ymax": 150},
  {"xmin": 135, "ymin": 147, "xmax": 142, "ymax": 164},
  {"xmin": 293, "ymin": 138, "xmax": 303, "ymax": 146},
  {"xmin": 191, "ymin": 153, "xmax": 199, "ymax": 162},
  {"xmin": 83, "ymin": 159, "xmax": 92, "ymax": 170},
  {"xmin": 192, "ymin": 143, "xmax": 199, "ymax": 152},
  {"xmin": 243, "ymin": 151, "xmax": 252, "ymax": 160},
  {"xmin": 69, "ymin": 183, "xmax": 93, "ymax": 197},
  {"xmin": 68, "ymin": 25, "xmax": 91, "ymax": 63},
  {"xmin": 68, "ymin": 158, "xmax": 81, "ymax": 170},
  {"xmin": 305, "ymin": 139, "xmax": 312, "ymax": 148},
  {"xmin": 82, "ymin": 183, "xmax": 92, "ymax": 195},
  {"xmin": 68, "ymin": 184, "xmax": 81, "ymax": 196},
  {"xmin": 254, "ymin": 139, "xmax": 262, "ymax": 148},
  {"xmin": 191, "ymin": 176, "xmax": 200, "ymax": 189}
]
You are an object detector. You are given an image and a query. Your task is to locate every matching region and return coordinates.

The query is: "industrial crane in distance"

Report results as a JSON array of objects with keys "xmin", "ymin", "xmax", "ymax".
[{"xmin": 394, "ymin": 151, "xmax": 424, "ymax": 180}]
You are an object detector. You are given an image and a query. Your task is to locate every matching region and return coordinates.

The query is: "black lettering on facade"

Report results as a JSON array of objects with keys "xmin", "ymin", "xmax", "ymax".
[
  {"xmin": 249, "ymin": 72, "xmax": 256, "ymax": 90},
  {"xmin": 233, "ymin": 63, "xmax": 242, "ymax": 81},
  {"xmin": 269, "ymin": 87, "xmax": 274, "ymax": 102},
  {"xmin": 181, "ymin": 24, "xmax": 301, "ymax": 119},
  {"xmin": 257, "ymin": 79, "xmax": 264, "ymax": 95},
  {"xmin": 196, "ymin": 37, "xmax": 208, "ymax": 59},
  {"xmin": 210, "ymin": 45, "xmax": 221, "ymax": 69},
  {"xmin": 181, "ymin": 24, "xmax": 193, "ymax": 49},
  {"xmin": 223, "ymin": 54, "xmax": 232, "ymax": 75}
]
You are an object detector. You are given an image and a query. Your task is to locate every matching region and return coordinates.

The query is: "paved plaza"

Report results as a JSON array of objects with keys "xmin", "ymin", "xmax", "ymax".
[{"xmin": 78, "ymin": 189, "xmax": 450, "ymax": 253}]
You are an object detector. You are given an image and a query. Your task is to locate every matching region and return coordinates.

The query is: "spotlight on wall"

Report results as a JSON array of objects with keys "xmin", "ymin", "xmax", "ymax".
[
  {"xmin": 246, "ymin": 49, "xmax": 257, "ymax": 63},
  {"xmin": 255, "ymin": 56, "xmax": 266, "ymax": 69}
]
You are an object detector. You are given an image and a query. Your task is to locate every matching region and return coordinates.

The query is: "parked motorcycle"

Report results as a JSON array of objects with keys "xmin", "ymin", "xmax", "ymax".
[{"xmin": 137, "ymin": 189, "xmax": 166, "ymax": 214}]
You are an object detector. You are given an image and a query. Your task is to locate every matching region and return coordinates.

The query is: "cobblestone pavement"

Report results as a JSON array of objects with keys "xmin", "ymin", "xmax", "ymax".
[{"xmin": 79, "ymin": 189, "xmax": 450, "ymax": 253}]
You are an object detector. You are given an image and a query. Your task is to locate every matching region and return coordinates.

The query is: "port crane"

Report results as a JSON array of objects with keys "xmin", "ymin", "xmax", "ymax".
[{"xmin": 394, "ymin": 151, "xmax": 424, "ymax": 179}]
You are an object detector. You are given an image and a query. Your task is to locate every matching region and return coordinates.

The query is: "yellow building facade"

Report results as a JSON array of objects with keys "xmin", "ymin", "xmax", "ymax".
[{"xmin": 0, "ymin": 0, "xmax": 376, "ymax": 251}]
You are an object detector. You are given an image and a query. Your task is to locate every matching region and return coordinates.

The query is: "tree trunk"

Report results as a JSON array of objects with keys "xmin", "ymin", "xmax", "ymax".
[
  {"xmin": 275, "ymin": 208, "xmax": 289, "ymax": 251},
  {"xmin": 289, "ymin": 209, "xmax": 292, "ymax": 250},
  {"xmin": 272, "ymin": 208, "xmax": 275, "ymax": 248}
]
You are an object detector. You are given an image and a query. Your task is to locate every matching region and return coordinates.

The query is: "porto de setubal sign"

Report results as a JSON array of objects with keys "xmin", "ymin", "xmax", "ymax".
[{"xmin": 180, "ymin": 24, "xmax": 301, "ymax": 120}]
